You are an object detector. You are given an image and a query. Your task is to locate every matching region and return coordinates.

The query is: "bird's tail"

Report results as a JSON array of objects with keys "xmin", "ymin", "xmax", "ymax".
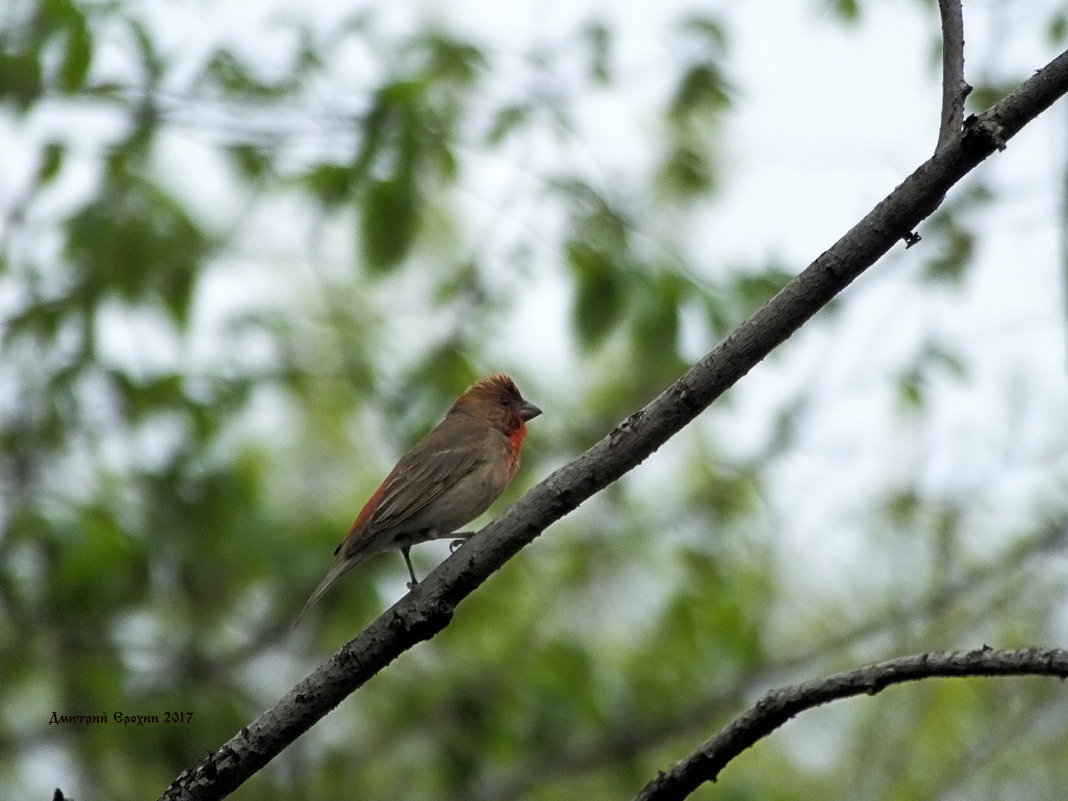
[{"xmin": 291, "ymin": 552, "xmax": 364, "ymax": 629}]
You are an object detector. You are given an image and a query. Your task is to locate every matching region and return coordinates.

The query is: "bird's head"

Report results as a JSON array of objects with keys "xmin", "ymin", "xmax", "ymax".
[{"xmin": 451, "ymin": 373, "xmax": 542, "ymax": 437}]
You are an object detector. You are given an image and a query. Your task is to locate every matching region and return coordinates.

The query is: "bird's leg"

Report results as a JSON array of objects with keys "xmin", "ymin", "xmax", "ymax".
[
  {"xmin": 401, "ymin": 546, "xmax": 419, "ymax": 589},
  {"xmin": 449, "ymin": 531, "xmax": 474, "ymax": 553}
]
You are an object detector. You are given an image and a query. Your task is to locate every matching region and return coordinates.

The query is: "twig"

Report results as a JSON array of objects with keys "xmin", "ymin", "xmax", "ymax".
[
  {"xmin": 454, "ymin": 524, "xmax": 1068, "ymax": 801},
  {"xmin": 935, "ymin": 0, "xmax": 971, "ymax": 153},
  {"xmin": 633, "ymin": 647, "xmax": 1068, "ymax": 801}
]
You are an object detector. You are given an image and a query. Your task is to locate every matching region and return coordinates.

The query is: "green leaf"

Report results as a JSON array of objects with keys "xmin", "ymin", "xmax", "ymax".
[
  {"xmin": 656, "ymin": 141, "xmax": 715, "ymax": 197},
  {"xmin": 302, "ymin": 162, "xmax": 354, "ymax": 207},
  {"xmin": 224, "ymin": 144, "xmax": 269, "ymax": 180},
  {"xmin": 52, "ymin": 507, "xmax": 147, "ymax": 613},
  {"xmin": 485, "ymin": 103, "xmax": 530, "ymax": 145},
  {"xmin": 429, "ymin": 137, "xmax": 459, "ymax": 181},
  {"xmin": 64, "ymin": 177, "xmax": 210, "ymax": 322},
  {"xmin": 205, "ymin": 48, "xmax": 269, "ymax": 96},
  {"xmin": 897, "ymin": 367, "xmax": 924, "ymax": 412},
  {"xmin": 36, "ymin": 141, "xmax": 66, "ymax": 185},
  {"xmin": 826, "ymin": 0, "xmax": 861, "ymax": 23},
  {"xmin": 423, "ymin": 35, "xmax": 485, "ymax": 85},
  {"xmin": 378, "ymin": 78, "xmax": 424, "ymax": 106},
  {"xmin": 360, "ymin": 176, "xmax": 418, "ymax": 272},
  {"xmin": 633, "ymin": 275, "xmax": 683, "ymax": 368},
  {"xmin": 109, "ymin": 370, "xmax": 186, "ymax": 422},
  {"xmin": 669, "ymin": 61, "xmax": 730, "ymax": 122},
  {"xmin": 0, "ymin": 51, "xmax": 44, "ymax": 111},
  {"xmin": 128, "ymin": 18, "xmax": 164, "ymax": 83},
  {"xmin": 567, "ymin": 240, "xmax": 625, "ymax": 349},
  {"xmin": 57, "ymin": 10, "xmax": 92, "ymax": 92}
]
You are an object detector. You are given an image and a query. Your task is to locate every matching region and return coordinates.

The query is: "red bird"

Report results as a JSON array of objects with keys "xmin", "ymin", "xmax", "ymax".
[{"xmin": 294, "ymin": 374, "xmax": 541, "ymax": 625}]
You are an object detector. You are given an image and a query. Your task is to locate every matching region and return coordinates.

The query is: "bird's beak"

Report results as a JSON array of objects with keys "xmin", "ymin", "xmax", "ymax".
[{"xmin": 519, "ymin": 400, "xmax": 542, "ymax": 421}]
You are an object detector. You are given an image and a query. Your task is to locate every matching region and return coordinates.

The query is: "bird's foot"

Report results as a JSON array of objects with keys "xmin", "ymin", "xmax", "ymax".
[{"xmin": 449, "ymin": 532, "xmax": 474, "ymax": 553}]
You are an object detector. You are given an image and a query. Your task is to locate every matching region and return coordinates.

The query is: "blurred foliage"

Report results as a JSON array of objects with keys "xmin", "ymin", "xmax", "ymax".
[{"xmin": 1, "ymin": 1, "xmax": 1067, "ymax": 801}]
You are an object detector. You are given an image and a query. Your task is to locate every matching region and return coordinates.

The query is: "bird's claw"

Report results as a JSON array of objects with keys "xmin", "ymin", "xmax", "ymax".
[{"xmin": 449, "ymin": 539, "xmax": 465, "ymax": 553}]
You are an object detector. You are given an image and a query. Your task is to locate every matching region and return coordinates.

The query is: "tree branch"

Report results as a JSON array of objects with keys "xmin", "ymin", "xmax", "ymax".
[
  {"xmin": 454, "ymin": 523, "xmax": 1068, "ymax": 801},
  {"xmin": 159, "ymin": 48, "xmax": 1068, "ymax": 801},
  {"xmin": 633, "ymin": 647, "xmax": 1068, "ymax": 801},
  {"xmin": 935, "ymin": 0, "xmax": 970, "ymax": 153}
]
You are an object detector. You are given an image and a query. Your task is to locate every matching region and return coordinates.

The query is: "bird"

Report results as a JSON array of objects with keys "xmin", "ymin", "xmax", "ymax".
[{"xmin": 293, "ymin": 373, "xmax": 541, "ymax": 626}]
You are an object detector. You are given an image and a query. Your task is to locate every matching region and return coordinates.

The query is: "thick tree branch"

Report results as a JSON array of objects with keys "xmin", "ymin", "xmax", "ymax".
[
  {"xmin": 159, "ymin": 48, "xmax": 1068, "ymax": 801},
  {"xmin": 935, "ymin": 0, "xmax": 971, "ymax": 153},
  {"xmin": 633, "ymin": 647, "xmax": 1068, "ymax": 801}
]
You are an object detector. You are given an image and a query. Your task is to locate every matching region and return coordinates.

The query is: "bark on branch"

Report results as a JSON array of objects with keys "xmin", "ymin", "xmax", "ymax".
[
  {"xmin": 633, "ymin": 647, "xmax": 1068, "ymax": 801},
  {"xmin": 159, "ymin": 47, "xmax": 1068, "ymax": 801},
  {"xmin": 935, "ymin": 0, "xmax": 970, "ymax": 153}
]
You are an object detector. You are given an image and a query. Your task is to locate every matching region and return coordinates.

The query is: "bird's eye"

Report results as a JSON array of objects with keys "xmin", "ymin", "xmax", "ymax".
[{"xmin": 499, "ymin": 396, "xmax": 512, "ymax": 406}]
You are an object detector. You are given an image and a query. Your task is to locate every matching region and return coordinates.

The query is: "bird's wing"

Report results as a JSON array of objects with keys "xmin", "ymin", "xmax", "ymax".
[
  {"xmin": 298, "ymin": 443, "xmax": 484, "ymax": 626},
  {"xmin": 363, "ymin": 442, "xmax": 486, "ymax": 535}
]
